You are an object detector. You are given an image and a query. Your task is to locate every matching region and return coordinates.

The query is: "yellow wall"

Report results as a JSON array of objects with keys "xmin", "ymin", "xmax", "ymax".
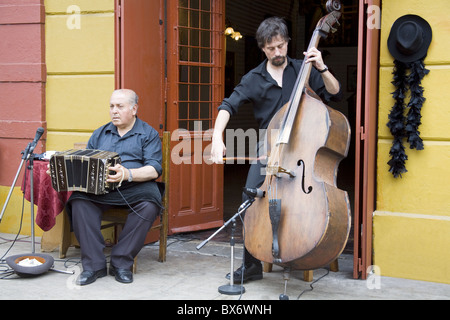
[
  {"xmin": 375, "ymin": 0, "xmax": 450, "ymax": 283},
  {"xmin": 0, "ymin": 0, "xmax": 115, "ymax": 236},
  {"xmin": 2, "ymin": 0, "xmax": 449, "ymax": 285},
  {"xmin": 45, "ymin": 0, "xmax": 115, "ymax": 150}
]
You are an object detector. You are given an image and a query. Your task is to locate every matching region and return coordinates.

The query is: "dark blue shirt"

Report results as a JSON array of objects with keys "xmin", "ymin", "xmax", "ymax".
[
  {"xmin": 218, "ymin": 56, "xmax": 343, "ymax": 129},
  {"xmin": 87, "ymin": 117, "xmax": 162, "ymax": 177}
]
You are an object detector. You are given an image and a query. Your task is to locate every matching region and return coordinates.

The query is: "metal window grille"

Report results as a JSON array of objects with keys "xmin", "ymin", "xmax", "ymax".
[{"xmin": 177, "ymin": 0, "xmax": 224, "ymax": 131}]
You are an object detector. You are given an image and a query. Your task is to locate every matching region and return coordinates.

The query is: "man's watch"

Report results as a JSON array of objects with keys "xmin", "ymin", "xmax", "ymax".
[
  {"xmin": 127, "ymin": 168, "xmax": 133, "ymax": 182},
  {"xmin": 318, "ymin": 65, "xmax": 328, "ymax": 73}
]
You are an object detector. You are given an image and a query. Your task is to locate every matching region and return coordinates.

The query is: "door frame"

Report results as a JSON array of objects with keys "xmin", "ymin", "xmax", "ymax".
[
  {"xmin": 113, "ymin": 0, "xmax": 379, "ymax": 275},
  {"xmin": 161, "ymin": 0, "xmax": 225, "ymax": 233},
  {"xmin": 353, "ymin": 0, "xmax": 380, "ymax": 279}
]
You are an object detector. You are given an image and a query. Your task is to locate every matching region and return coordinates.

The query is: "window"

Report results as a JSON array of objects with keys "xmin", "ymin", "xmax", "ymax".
[{"xmin": 177, "ymin": 0, "xmax": 223, "ymax": 131}]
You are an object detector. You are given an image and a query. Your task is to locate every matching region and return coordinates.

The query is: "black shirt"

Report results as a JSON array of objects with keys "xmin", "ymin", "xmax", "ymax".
[
  {"xmin": 87, "ymin": 117, "xmax": 162, "ymax": 176},
  {"xmin": 218, "ymin": 56, "xmax": 343, "ymax": 129},
  {"xmin": 68, "ymin": 117, "xmax": 163, "ymax": 209}
]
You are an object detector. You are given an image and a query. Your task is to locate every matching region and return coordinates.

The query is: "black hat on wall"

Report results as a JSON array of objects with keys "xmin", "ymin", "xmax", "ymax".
[
  {"xmin": 386, "ymin": 14, "xmax": 432, "ymax": 178},
  {"xmin": 387, "ymin": 14, "xmax": 432, "ymax": 63}
]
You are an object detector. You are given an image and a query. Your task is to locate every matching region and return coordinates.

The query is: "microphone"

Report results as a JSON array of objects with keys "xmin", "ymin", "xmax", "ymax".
[
  {"xmin": 243, "ymin": 187, "xmax": 265, "ymax": 199},
  {"xmin": 23, "ymin": 127, "xmax": 45, "ymax": 159},
  {"xmin": 30, "ymin": 127, "xmax": 45, "ymax": 152}
]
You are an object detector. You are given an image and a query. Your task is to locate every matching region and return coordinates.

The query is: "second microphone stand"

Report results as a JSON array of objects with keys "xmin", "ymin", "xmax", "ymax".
[
  {"xmin": 196, "ymin": 198, "xmax": 255, "ymax": 295},
  {"xmin": 0, "ymin": 139, "xmax": 56, "ymax": 277},
  {"xmin": 1, "ymin": 144, "xmax": 37, "ymax": 252}
]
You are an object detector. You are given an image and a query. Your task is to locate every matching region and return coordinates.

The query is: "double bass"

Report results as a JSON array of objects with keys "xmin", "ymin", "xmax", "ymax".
[{"xmin": 244, "ymin": 0, "xmax": 351, "ymax": 271}]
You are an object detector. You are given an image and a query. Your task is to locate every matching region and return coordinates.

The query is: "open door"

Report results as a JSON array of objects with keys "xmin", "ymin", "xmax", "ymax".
[
  {"xmin": 165, "ymin": 0, "xmax": 225, "ymax": 233},
  {"xmin": 116, "ymin": 0, "xmax": 224, "ymax": 234},
  {"xmin": 114, "ymin": 0, "xmax": 165, "ymax": 243},
  {"xmin": 353, "ymin": 0, "xmax": 380, "ymax": 279},
  {"xmin": 115, "ymin": 0, "xmax": 165, "ymax": 133}
]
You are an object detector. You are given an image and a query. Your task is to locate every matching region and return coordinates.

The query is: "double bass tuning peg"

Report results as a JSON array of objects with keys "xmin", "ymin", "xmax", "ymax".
[
  {"xmin": 326, "ymin": 0, "xmax": 341, "ymax": 13},
  {"xmin": 326, "ymin": 13, "xmax": 341, "ymax": 34}
]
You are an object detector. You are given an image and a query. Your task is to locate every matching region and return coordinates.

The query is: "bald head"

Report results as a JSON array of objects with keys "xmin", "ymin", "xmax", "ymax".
[
  {"xmin": 112, "ymin": 89, "xmax": 139, "ymax": 108},
  {"xmin": 109, "ymin": 89, "xmax": 139, "ymax": 131}
]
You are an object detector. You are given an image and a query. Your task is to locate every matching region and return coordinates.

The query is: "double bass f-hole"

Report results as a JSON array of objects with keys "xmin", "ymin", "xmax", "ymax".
[{"xmin": 297, "ymin": 160, "xmax": 313, "ymax": 194}]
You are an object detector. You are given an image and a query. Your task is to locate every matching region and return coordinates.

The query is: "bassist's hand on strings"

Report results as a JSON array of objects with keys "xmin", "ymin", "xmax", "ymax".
[
  {"xmin": 304, "ymin": 47, "xmax": 341, "ymax": 95},
  {"xmin": 303, "ymin": 47, "xmax": 326, "ymax": 71}
]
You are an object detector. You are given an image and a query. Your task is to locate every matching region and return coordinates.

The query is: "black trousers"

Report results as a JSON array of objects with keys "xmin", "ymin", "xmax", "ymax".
[
  {"xmin": 71, "ymin": 199, "xmax": 159, "ymax": 271},
  {"xmin": 242, "ymin": 158, "xmax": 266, "ymax": 267}
]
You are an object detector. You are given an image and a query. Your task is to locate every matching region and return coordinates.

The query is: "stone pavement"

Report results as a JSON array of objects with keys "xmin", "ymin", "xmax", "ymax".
[{"xmin": 0, "ymin": 233, "xmax": 449, "ymax": 301}]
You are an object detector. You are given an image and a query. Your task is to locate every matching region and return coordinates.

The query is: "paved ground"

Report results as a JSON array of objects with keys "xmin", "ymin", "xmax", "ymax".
[{"xmin": 0, "ymin": 232, "xmax": 449, "ymax": 301}]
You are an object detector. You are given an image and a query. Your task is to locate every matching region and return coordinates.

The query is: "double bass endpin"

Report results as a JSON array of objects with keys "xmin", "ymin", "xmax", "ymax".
[{"xmin": 279, "ymin": 267, "xmax": 291, "ymax": 300}]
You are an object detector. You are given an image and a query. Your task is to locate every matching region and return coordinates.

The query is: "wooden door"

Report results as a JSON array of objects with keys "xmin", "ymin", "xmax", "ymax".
[
  {"xmin": 353, "ymin": 0, "xmax": 380, "ymax": 279},
  {"xmin": 165, "ymin": 0, "xmax": 225, "ymax": 233},
  {"xmin": 115, "ymin": 0, "xmax": 165, "ymax": 133},
  {"xmin": 115, "ymin": 0, "xmax": 165, "ymax": 242},
  {"xmin": 116, "ymin": 0, "xmax": 224, "ymax": 234}
]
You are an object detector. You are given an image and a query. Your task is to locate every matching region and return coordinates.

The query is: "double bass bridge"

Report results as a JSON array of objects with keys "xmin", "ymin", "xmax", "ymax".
[
  {"xmin": 266, "ymin": 164, "xmax": 296, "ymax": 178},
  {"xmin": 266, "ymin": 161, "xmax": 313, "ymax": 195}
]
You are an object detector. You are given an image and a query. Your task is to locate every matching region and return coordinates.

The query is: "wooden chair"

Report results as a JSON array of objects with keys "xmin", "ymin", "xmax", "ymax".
[
  {"xmin": 59, "ymin": 131, "xmax": 171, "ymax": 273},
  {"xmin": 263, "ymin": 259, "xmax": 339, "ymax": 282}
]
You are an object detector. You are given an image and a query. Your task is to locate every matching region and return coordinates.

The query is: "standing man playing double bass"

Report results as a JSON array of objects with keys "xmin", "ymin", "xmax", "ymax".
[{"xmin": 210, "ymin": 17, "xmax": 343, "ymax": 283}]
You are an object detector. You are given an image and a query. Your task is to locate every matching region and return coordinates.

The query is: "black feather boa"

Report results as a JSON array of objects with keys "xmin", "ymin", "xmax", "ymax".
[{"xmin": 387, "ymin": 59, "xmax": 429, "ymax": 178}]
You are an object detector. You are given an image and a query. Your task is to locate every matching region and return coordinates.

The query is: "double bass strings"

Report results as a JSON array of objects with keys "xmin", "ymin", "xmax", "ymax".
[{"xmin": 277, "ymin": 26, "xmax": 317, "ymax": 145}]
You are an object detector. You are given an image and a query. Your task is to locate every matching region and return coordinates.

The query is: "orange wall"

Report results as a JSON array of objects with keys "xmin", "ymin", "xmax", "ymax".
[{"xmin": 0, "ymin": 0, "xmax": 46, "ymax": 187}]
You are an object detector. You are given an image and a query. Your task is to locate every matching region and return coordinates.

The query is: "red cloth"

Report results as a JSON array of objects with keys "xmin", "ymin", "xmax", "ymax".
[{"xmin": 21, "ymin": 160, "xmax": 72, "ymax": 231}]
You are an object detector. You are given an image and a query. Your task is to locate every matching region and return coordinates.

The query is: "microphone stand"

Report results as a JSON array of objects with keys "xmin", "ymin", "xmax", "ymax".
[
  {"xmin": 28, "ymin": 152, "xmax": 36, "ymax": 253},
  {"xmin": 0, "ymin": 139, "xmax": 56, "ymax": 276},
  {"xmin": 0, "ymin": 156, "xmax": 28, "ymax": 225},
  {"xmin": 196, "ymin": 198, "xmax": 255, "ymax": 295},
  {"xmin": 0, "ymin": 143, "xmax": 38, "ymax": 252}
]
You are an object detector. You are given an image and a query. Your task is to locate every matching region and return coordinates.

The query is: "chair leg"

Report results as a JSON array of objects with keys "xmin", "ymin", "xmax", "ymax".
[
  {"xmin": 158, "ymin": 211, "xmax": 169, "ymax": 262},
  {"xmin": 303, "ymin": 259, "xmax": 339, "ymax": 281},
  {"xmin": 59, "ymin": 211, "xmax": 72, "ymax": 259},
  {"xmin": 158, "ymin": 230, "xmax": 167, "ymax": 262},
  {"xmin": 158, "ymin": 131, "xmax": 170, "ymax": 263},
  {"xmin": 303, "ymin": 270, "xmax": 314, "ymax": 282},
  {"xmin": 132, "ymin": 256, "xmax": 137, "ymax": 274},
  {"xmin": 262, "ymin": 259, "xmax": 337, "ymax": 280},
  {"xmin": 263, "ymin": 262, "xmax": 273, "ymax": 273},
  {"xmin": 330, "ymin": 259, "xmax": 339, "ymax": 272}
]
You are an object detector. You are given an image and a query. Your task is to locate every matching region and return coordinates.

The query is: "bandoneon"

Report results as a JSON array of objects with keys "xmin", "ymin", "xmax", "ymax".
[{"xmin": 49, "ymin": 149, "xmax": 121, "ymax": 195}]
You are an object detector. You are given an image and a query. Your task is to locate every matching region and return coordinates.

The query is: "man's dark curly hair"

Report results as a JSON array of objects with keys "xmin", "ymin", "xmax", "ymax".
[{"xmin": 255, "ymin": 16, "xmax": 290, "ymax": 49}]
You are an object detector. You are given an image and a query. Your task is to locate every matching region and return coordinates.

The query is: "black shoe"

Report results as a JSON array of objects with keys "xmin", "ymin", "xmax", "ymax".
[
  {"xmin": 109, "ymin": 264, "xmax": 133, "ymax": 284},
  {"xmin": 76, "ymin": 268, "xmax": 107, "ymax": 286},
  {"xmin": 226, "ymin": 263, "xmax": 263, "ymax": 283}
]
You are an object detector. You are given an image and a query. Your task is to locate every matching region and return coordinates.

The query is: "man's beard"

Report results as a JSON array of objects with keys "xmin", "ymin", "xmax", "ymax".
[{"xmin": 271, "ymin": 55, "xmax": 286, "ymax": 67}]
